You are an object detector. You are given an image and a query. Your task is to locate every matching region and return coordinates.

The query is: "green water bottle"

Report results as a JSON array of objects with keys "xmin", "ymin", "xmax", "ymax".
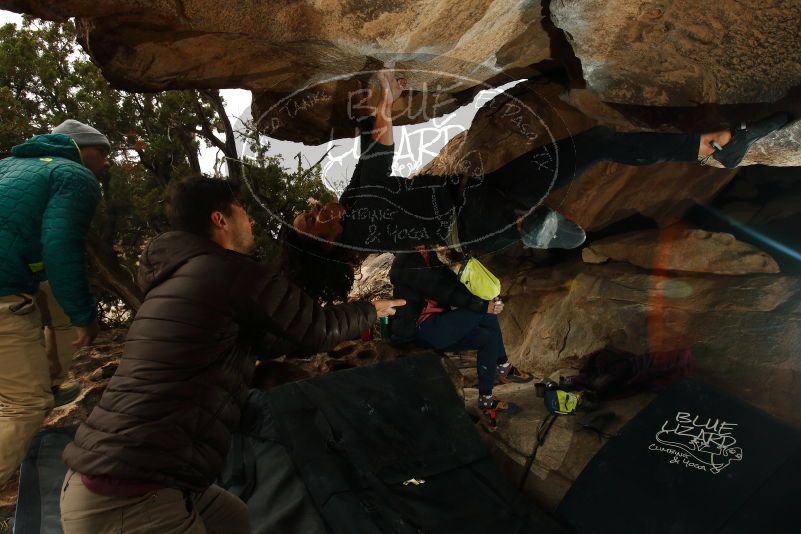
[{"xmin": 379, "ymin": 316, "xmax": 391, "ymax": 338}]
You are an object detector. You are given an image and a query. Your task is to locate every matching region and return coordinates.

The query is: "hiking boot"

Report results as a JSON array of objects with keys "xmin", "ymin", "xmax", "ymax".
[
  {"xmin": 497, "ymin": 362, "xmax": 534, "ymax": 384},
  {"xmin": 711, "ymin": 112, "xmax": 791, "ymax": 168},
  {"xmin": 520, "ymin": 208, "xmax": 586, "ymax": 250},
  {"xmin": 52, "ymin": 381, "xmax": 81, "ymax": 407}
]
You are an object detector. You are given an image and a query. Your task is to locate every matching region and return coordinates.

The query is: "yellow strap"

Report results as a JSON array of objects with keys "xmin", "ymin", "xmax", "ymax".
[{"xmin": 28, "ymin": 262, "xmax": 44, "ymax": 273}]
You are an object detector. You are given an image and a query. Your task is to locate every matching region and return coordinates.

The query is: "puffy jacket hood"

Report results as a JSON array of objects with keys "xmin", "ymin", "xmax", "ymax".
[
  {"xmin": 10, "ymin": 133, "xmax": 83, "ymax": 163},
  {"xmin": 137, "ymin": 231, "xmax": 225, "ymax": 293}
]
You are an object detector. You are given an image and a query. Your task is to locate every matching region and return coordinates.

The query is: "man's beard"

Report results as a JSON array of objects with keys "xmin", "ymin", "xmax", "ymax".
[{"xmin": 233, "ymin": 232, "xmax": 256, "ymax": 255}]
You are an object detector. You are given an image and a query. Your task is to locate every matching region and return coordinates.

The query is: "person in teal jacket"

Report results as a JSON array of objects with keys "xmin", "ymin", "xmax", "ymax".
[{"xmin": 0, "ymin": 119, "xmax": 109, "ymax": 484}]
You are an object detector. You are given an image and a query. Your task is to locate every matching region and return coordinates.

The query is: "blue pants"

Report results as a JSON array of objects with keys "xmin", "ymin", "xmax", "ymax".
[{"xmin": 415, "ymin": 309, "xmax": 507, "ymax": 394}]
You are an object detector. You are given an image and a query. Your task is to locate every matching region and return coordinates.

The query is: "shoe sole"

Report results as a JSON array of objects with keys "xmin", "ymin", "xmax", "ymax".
[
  {"xmin": 521, "ymin": 209, "xmax": 587, "ymax": 250},
  {"xmin": 713, "ymin": 112, "xmax": 791, "ymax": 168}
]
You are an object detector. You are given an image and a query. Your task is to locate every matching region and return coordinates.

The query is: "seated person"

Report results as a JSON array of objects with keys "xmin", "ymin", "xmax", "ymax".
[{"xmin": 389, "ymin": 246, "xmax": 532, "ymax": 425}]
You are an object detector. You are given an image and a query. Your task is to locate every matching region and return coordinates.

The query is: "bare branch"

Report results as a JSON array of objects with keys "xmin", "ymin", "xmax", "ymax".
[
  {"xmin": 199, "ymin": 89, "xmax": 241, "ymax": 180},
  {"xmin": 293, "ymin": 145, "xmax": 338, "ymax": 183},
  {"xmin": 192, "ymin": 93, "xmax": 228, "ymax": 153}
]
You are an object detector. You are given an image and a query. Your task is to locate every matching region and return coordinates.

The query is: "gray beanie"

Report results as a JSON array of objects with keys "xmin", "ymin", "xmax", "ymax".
[{"xmin": 52, "ymin": 119, "xmax": 110, "ymax": 149}]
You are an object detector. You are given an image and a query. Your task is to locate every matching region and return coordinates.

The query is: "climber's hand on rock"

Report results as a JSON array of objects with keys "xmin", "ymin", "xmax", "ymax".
[{"xmin": 373, "ymin": 299, "xmax": 406, "ymax": 318}]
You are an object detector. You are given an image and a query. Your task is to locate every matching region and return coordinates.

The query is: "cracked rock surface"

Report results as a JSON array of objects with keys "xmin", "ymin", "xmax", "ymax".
[{"xmin": 4, "ymin": 0, "xmax": 799, "ymax": 158}]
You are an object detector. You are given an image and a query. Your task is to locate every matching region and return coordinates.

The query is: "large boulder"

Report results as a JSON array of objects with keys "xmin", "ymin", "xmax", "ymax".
[
  {"xmin": 582, "ymin": 226, "xmax": 780, "ymax": 275},
  {"xmin": 419, "ymin": 78, "xmax": 599, "ymax": 176},
  {"xmin": 419, "ymin": 78, "xmax": 739, "ymax": 231},
  {"xmin": 0, "ymin": 0, "xmax": 551, "ymax": 142},
  {"xmin": 491, "ymin": 255, "xmax": 801, "ymax": 426},
  {"xmin": 347, "ymin": 244, "xmax": 801, "ymax": 427},
  {"xmin": 4, "ymin": 0, "xmax": 800, "ymax": 159},
  {"xmin": 551, "ymin": 0, "xmax": 801, "ymax": 106},
  {"xmin": 2, "ymin": 0, "xmax": 549, "ymax": 92}
]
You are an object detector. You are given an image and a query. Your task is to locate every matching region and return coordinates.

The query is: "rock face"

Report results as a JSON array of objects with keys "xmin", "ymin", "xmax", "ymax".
[
  {"xmin": 491, "ymin": 255, "xmax": 801, "ymax": 426},
  {"xmin": 547, "ymin": 160, "xmax": 737, "ymax": 230},
  {"xmin": 348, "ymin": 252, "xmax": 395, "ymax": 301},
  {"xmin": 3, "ymin": 0, "xmax": 549, "ymax": 92},
  {"xmin": 4, "ymin": 0, "xmax": 800, "ymax": 159},
  {"xmin": 465, "ymin": 380, "xmax": 657, "ymax": 512},
  {"xmin": 251, "ymin": 80, "xmax": 474, "ymax": 144},
  {"xmin": 420, "ymin": 79, "xmax": 739, "ymax": 230},
  {"xmin": 718, "ymin": 165, "xmax": 801, "ymax": 225},
  {"xmin": 345, "ymin": 242, "xmax": 801, "ymax": 428},
  {"xmin": 582, "ymin": 226, "xmax": 780, "ymax": 275},
  {"xmin": 551, "ymin": 0, "xmax": 801, "ymax": 106},
  {"xmin": 419, "ymin": 78, "xmax": 600, "ymax": 177},
  {"xmin": 4, "ymin": 0, "xmax": 800, "ymax": 519},
  {"xmin": 1, "ymin": 0, "xmax": 550, "ymax": 142}
]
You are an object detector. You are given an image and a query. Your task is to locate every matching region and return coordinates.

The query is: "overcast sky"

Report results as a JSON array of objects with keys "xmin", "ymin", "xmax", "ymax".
[{"xmin": 2, "ymin": 9, "xmax": 519, "ymax": 195}]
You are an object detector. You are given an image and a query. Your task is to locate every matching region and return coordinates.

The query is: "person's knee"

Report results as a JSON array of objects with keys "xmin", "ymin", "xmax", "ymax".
[
  {"xmin": 199, "ymin": 485, "xmax": 250, "ymax": 534},
  {"xmin": 475, "ymin": 317, "xmax": 502, "ymax": 339},
  {"xmin": 479, "ymin": 313, "xmax": 501, "ymax": 329},
  {"xmin": 2, "ymin": 387, "xmax": 54, "ymax": 413},
  {"xmin": 472, "ymin": 328, "xmax": 498, "ymax": 352},
  {"xmin": 229, "ymin": 498, "xmax": 250, "ymax": 534}
]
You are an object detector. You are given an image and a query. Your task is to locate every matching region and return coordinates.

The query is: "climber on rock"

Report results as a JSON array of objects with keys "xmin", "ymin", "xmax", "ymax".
[
  {"xmin": 284, "ymin": 65, "xmax": 791, "ymax": 302},
  {"xmin": 59, "ymin": 176, "xmax": 404, "ymax": 533},
  {"xmin": 389, "ymin": 246, "xmax": 533, "ymax": 427}
]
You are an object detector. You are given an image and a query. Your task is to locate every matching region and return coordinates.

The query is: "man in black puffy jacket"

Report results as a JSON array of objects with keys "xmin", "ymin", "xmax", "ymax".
[
  {"xmin": 390, "ymin": 248, "xmax": 532, "ymax": 426},
  {"xmin": 60, "ymin": 176, "xmax": 404, "ymax": 534}
]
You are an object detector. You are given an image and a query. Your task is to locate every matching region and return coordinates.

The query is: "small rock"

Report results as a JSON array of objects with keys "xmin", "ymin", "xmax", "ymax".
[{"xmin": 581, "ymin": 247, "xmax": 608, "ymax": 264}]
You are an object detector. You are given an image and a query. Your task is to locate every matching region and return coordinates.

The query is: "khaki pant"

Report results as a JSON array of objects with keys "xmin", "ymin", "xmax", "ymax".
[
  {"xmin": 37, "ymin": 281, "xmax": 76, "ymax": 386},
  {"xmin": 0, "ymin": 290, "xmax": 54, "ymax": 483},
  {"xmin": 60, "ymin": 469, "xmax": 250, "ymax": 534}
]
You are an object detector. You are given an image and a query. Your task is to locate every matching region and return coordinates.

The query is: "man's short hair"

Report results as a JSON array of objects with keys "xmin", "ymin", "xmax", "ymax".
[{"xmin": 166, "ymin": 175, "xmax": 242, "ymax": 238}]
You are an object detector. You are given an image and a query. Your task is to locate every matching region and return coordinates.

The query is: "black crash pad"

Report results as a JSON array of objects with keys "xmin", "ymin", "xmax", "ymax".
[
  {"xmin": 266, "ymin": 353, "xmax": 566, "ymax": 534},
  {"xmin": 558, "ymin": 379, "xmax": 800, "ymax": 534}
]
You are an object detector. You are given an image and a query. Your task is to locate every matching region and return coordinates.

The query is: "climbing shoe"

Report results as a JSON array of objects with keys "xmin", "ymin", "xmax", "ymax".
[
  {"xmin": 52, "ymin": 381, "xmax": 81, "ymax": 407},
  {"xmin": 497, "ymin": 362, "xmax": 534, "ymax": 384},
  {"xmin": 520, "ymin": 208, "xmax": 586, "ymax": 250},
  {"xmin": 478, "ymin": 394, "xmax": 521, "ymax": 430},
  {"xmin": 710, "ymin": 112, "xmax": 791, "ymax": 168}
]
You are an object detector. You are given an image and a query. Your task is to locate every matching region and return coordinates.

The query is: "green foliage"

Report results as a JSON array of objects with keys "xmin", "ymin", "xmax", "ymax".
[
  {"xmin": 238, "ymin": 123, "xmax": 335, "ymax": 262},
  {"xmin": 0, "ymin": 18, "xmax": 205, "ymax": 248},
  {"xmin": 0, "ymin": 17, "xmax": 335, "ymax": 321}
]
